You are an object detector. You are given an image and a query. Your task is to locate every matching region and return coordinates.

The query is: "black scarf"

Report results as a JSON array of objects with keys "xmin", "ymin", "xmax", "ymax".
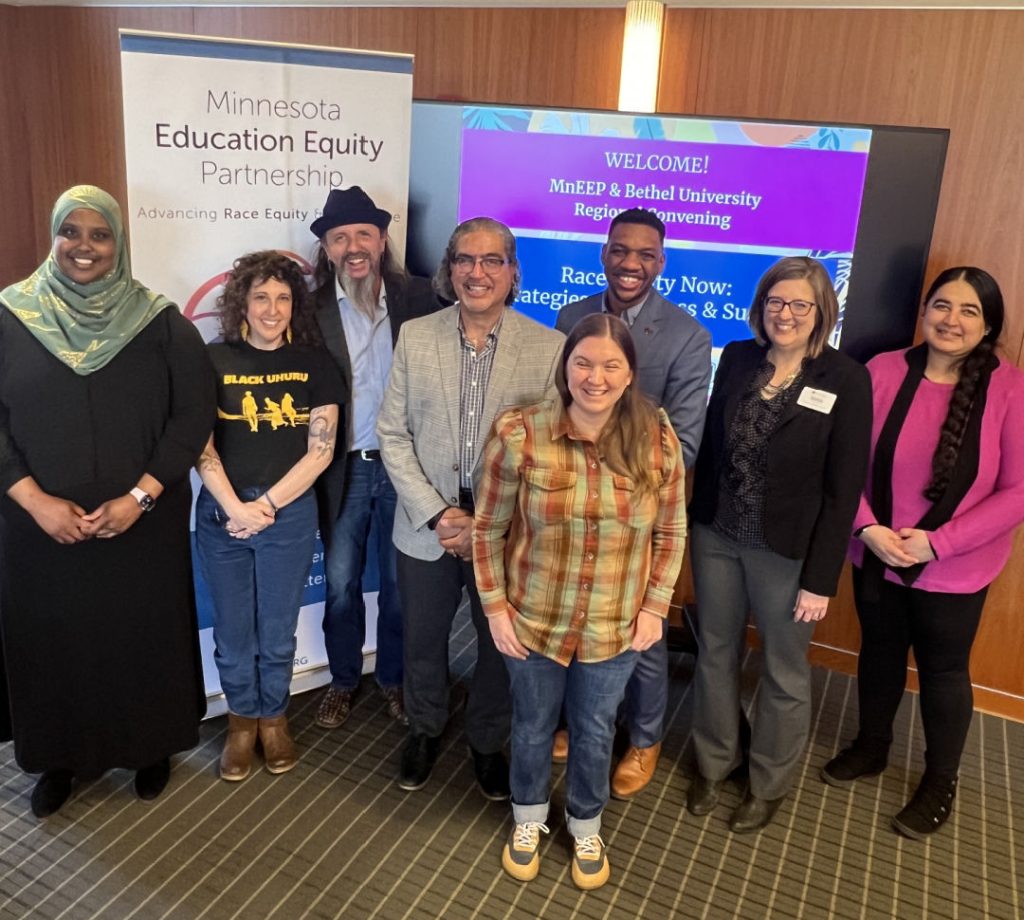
[{"xmin": 860, "ymin": 343, "xmax": 993, "ymax": 601}]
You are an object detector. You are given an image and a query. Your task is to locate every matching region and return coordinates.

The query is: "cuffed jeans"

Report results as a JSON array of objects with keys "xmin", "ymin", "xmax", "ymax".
[
  {"xmin": 396, "ymin": 550, "xmax": 510, "ymax": 754},
  {"xmin": 505, "ymin": 649, "xmax": 638, "ymax": 839},
  {"xmin": 691, "ymin": 523, "xmax": 812, "ymax": 800},
  {"xmin": 323, "ymin": 455, "xmax": 402, "ymax": 691},
  {"xmin": 196, "ymin": 487, "xmax": 317, "ymax": 718}
]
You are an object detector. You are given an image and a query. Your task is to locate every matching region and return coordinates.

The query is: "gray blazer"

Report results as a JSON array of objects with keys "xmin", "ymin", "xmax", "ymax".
[
  {"xmin": 556, "ymin": 290, "xmax": 712, "ymax": 468},
  {"xmin": 377, "ymin": 305, "xmax": 564, "ymax": 560}
]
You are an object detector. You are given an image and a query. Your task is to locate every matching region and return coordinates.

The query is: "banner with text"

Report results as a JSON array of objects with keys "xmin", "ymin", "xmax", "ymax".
[
  {"xmin": 456, "ymin": 108, "xmax": 871, "ymax": 355},
  {"xmin": 120, "ymin": 30, "xmax": 413, "ymax": 705}
]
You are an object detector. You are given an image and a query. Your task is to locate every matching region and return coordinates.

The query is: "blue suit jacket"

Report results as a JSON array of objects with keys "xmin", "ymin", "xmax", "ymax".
[{"xmin": 556, "ymin": 290, "xmax": 712, "ymax": 468}]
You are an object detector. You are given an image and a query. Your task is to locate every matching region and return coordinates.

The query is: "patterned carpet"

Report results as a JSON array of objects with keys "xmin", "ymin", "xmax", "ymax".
[{"xmin": 0, "ymin": 606, "xmax": 1020, "ymax": 919}]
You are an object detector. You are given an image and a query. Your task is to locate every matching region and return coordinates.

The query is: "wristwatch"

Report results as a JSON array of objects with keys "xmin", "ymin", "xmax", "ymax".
[{"xmin": 130, "ymin": 487, "xmax": 156, "ymax": 512}]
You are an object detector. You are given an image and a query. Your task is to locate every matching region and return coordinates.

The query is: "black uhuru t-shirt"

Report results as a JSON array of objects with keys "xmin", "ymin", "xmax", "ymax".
[{"xmin": 208, "ymin": 341, "xmax": 345, "ymax": 491}]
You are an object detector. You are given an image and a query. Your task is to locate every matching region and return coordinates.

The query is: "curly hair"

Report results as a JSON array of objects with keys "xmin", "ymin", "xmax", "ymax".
[
  {"xmin": 555, "ymin": 313, "xmax": 662, "ymax": 496},
  {"xmin": 217, "ymin": 251, "xmax": 321, "ymax": 347},
  {"xmin": 923, "ymin": 266, "xmax": 1004, "ymax": 502}
]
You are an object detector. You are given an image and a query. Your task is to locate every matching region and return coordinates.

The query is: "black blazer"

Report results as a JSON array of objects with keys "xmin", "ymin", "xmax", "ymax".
[
  {"xmin": 313, "ymin": 271, "xmax": 442, "ymax": 542},
  {"xmin": 690, "ymin": 338, "xmax": 872, "ymax": 596}
]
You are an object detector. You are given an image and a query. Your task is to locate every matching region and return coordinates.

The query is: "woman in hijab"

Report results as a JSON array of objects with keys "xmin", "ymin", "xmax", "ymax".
[{"xmin": 0, "ymin": 185, "xmax": 215, "ymax": 818}]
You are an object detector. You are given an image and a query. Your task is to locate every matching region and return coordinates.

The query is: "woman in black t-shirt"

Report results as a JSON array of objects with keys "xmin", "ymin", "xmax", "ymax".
[{"xmin": 196, "ymin": 251, "xmax": 345, "ymax": 782}]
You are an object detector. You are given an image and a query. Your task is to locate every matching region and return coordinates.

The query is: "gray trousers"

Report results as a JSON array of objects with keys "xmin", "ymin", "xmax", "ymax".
[{"xmin": 690, "ymin": 523, "xmax": 815, "ymax": 800}]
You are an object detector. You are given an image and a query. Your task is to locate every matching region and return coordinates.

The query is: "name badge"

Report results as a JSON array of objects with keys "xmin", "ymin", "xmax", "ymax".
[{"xmin": 797, "ymin": 386, "xmax": 837, "ymax": 414}]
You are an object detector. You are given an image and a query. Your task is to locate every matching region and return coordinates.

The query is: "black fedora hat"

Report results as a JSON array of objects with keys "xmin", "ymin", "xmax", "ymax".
[{"xmin": 310, "ymin": 186, "xmax": 392, "ymax": 237}]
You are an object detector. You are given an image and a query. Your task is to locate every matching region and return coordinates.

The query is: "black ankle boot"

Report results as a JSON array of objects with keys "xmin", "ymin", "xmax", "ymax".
[
  {"xmin": 892, "ymin": 773, "xmax": 958, "ymax": 840},
  {"xmin": 135, "ymin": 757, "xmax": 171, "ymax": 801},
  {"xmin": 31, "ymin": 770, "xmax": 74, "ymax": 818},
  {"xmin": 820, "ymin": 744, "xmax": 888, "ymax": 789}
]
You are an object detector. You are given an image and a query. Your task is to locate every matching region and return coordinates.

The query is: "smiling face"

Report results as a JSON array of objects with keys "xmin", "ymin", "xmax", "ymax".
[
  {"xmin": 52, "ymin": 208, "xmax": 116, "ymax": 285},
  {"xmin": 600, "ymin": 222, "xmax": 665, "ymax": 315},
  {"xmin": 322, "ymin": 222, "xmax": 387, "ymax": 286},
  {"xmin": 762, "ymin": 278, "xmax": 818, "ymax": 356},
  {"xmin": 244, "ymin": 276, "xmax": 293, "ymax": 350},
  {"xmin": 921, "ymin": 278, "xmax": 989, "ymax": 363},
  {"xmin": 450, "ymin": 229, "xmax": 514, "ymax": 324},
  {"xmin": 565, "ymin": 333, "xmax": 634, "ymax": 432}
]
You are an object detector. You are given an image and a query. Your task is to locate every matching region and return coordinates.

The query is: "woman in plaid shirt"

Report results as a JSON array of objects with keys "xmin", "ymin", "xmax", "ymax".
[{"xmin": 473, "ymin": 313, "xmax": 687, "ymax": 890}]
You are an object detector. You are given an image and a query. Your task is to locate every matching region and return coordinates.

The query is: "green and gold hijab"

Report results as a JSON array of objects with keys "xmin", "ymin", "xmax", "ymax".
[{"xmin": 0, "ymin": 185, "xmax": 173, "ymax": 374}]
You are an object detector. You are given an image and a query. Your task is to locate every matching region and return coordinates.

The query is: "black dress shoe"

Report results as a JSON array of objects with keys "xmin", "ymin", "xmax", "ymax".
[
  {"xmin": 471, "ymin": 748, "xmax": 510, "ymax": 801},
  {"xmin": 729, "ymin": 791, "xmax": 785, "ymax": 834},
  {"xmin": 135, "ymin": 757, "xmax": 171, "ymax": 801},
  {"xmin": 31, "ymin": 770, "xmax": 74, "ymax": 818},
  {"xmin": 397, "ymin": 732, "xmax": 440, "ymax": 791},
  {"xmin": 687, "ymin": 774, "xmax": 723, "ymax": 816}
]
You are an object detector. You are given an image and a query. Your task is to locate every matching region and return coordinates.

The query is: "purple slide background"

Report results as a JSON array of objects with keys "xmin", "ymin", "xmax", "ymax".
[{"xmin": 460, "ymin": 130, "xmax": 869, "ymax": 252}]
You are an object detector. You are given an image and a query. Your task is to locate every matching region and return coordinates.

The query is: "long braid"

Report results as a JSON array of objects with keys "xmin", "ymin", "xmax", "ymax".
[{"xmin": 924, "ymin": 339, "xmax": 996, "ymax": 501}]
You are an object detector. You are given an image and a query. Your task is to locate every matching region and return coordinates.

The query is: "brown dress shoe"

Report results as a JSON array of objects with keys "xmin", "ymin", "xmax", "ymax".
[
  {"xmin": 220, "ymin": 713, "xmax": 258, "ymax": 782},
  {"xmin": 259, "ymin": 715, "xmax": 297, "ymax": 774},
  {"xmin": 315, "ymin": 686, "xmax": 354, "ymax": 729},
  {"xmin": 551, "ymin": 729, "xmax": 569, "ymax": 764},
  {"xmin": 611, "ymin": 742, "xmax": 661, "ymax": 800}
]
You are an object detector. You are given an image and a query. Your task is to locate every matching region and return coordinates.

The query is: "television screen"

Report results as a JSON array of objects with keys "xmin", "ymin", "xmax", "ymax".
[{"xmin": 408, "ymin": 102, "xmax": 947, "ymax": 364}]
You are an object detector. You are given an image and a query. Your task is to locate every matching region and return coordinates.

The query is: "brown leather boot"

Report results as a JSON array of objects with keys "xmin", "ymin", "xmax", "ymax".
[
  {"xmin": 611, "ymin": 742, "xmax": 662, "ymax": 800},
  {"xmin": 259, "ymin": 714, "xmax": 297, "ymax": 774},
  {"xmin": 220, "ymin": 713, "xmax": 258, "ymax": 782}
]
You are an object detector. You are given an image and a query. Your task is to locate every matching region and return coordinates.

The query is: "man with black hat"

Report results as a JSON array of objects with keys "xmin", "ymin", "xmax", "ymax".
[{"xmin": 310, "ymin": 186, "xmax": 441, "ymax": 732}]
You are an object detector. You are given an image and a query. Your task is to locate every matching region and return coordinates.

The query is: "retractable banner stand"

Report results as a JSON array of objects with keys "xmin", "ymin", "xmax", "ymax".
[{"xmin": 120, "ymin": 30, "xmax": 414, "ymax": 712}]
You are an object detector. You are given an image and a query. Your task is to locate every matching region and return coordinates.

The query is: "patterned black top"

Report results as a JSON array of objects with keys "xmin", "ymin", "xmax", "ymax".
[{"xmin": 713, "ymin": 359, "xmax": 804, "ymax": 548}]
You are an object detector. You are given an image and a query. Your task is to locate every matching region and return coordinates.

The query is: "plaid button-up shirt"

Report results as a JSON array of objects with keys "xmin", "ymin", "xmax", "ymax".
[{"xmin": 472, "ymin": 399, "xmax": 687, "ymax": 665}]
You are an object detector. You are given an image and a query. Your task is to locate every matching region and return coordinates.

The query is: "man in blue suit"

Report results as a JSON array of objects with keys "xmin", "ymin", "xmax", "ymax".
[{"xmin": 556, "ymin": 208, "xmax": 712, "ymax": 798}]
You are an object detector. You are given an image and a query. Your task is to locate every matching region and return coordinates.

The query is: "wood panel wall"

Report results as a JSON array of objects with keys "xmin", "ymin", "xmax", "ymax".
[
  {"xmin": 1, "ymin": 5, "xmax": 1021, "ymax": 718},
  {"xmin": 658, "ymin": 8, "xmax": 1024, "ymax": 718}
]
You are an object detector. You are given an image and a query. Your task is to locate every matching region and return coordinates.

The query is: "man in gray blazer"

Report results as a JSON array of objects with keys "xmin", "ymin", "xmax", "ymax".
[
  {"xmin": 377, "ymin": 217, "xmax": 564, "ymax": 797},
  {"xmin": 556, "ymin": 208, "xmax": 712, "ymax": 798}
]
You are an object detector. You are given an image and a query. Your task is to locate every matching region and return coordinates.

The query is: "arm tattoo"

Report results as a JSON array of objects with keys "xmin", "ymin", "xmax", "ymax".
[
  {"xmin": 309, "ymin": 408, "xmax": 337, "ymax": 460},
  {"xmin": 197, "ymin": 444, "xmax": 222, "ymax": 473}
]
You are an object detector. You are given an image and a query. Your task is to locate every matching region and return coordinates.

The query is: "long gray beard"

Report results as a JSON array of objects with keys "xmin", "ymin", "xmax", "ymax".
[{"xmin": 339, "ymin": 264, "xmax": 381, "ymax": 320}]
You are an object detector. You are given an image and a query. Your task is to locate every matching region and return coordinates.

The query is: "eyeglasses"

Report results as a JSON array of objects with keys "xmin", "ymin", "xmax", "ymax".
[
  {"xmin": 451, "ymin": 254, "xmax": 509, "ymax": 275},
  {"xmin": 764, "ymin": 297, "xmax": 816, "ymax": 317}
]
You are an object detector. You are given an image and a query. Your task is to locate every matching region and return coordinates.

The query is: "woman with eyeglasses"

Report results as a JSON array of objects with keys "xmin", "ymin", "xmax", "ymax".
[
  {"xmin": 686, "ymin": 256, "xmax": 872, "ymax": 833},
  {"xmin": 822, "ymin": 267, "xmax": 1024, "ymax": 839}
]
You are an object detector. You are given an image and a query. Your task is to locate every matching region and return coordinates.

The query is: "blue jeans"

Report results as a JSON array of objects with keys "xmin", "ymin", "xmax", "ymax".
[
  {"xmin": 195, "ymin": 487, "xmax": 317, "ymax": 718},
  {"xmin": 505, "ymin": 649, "xmax": 638, "ymax": 839},
  {"xmin": 323, "ymin": 455, "xmax": 402, "ymax": 691}
]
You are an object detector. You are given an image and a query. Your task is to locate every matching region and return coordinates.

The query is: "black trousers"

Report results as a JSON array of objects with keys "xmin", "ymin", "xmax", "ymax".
[
  {"xmin": 396, "ymin": 550, "xmax": 511, "ymax": 754},
  {"xmin": 852, "ymin": 566, "xmax": 987, "ymax": 779}
]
